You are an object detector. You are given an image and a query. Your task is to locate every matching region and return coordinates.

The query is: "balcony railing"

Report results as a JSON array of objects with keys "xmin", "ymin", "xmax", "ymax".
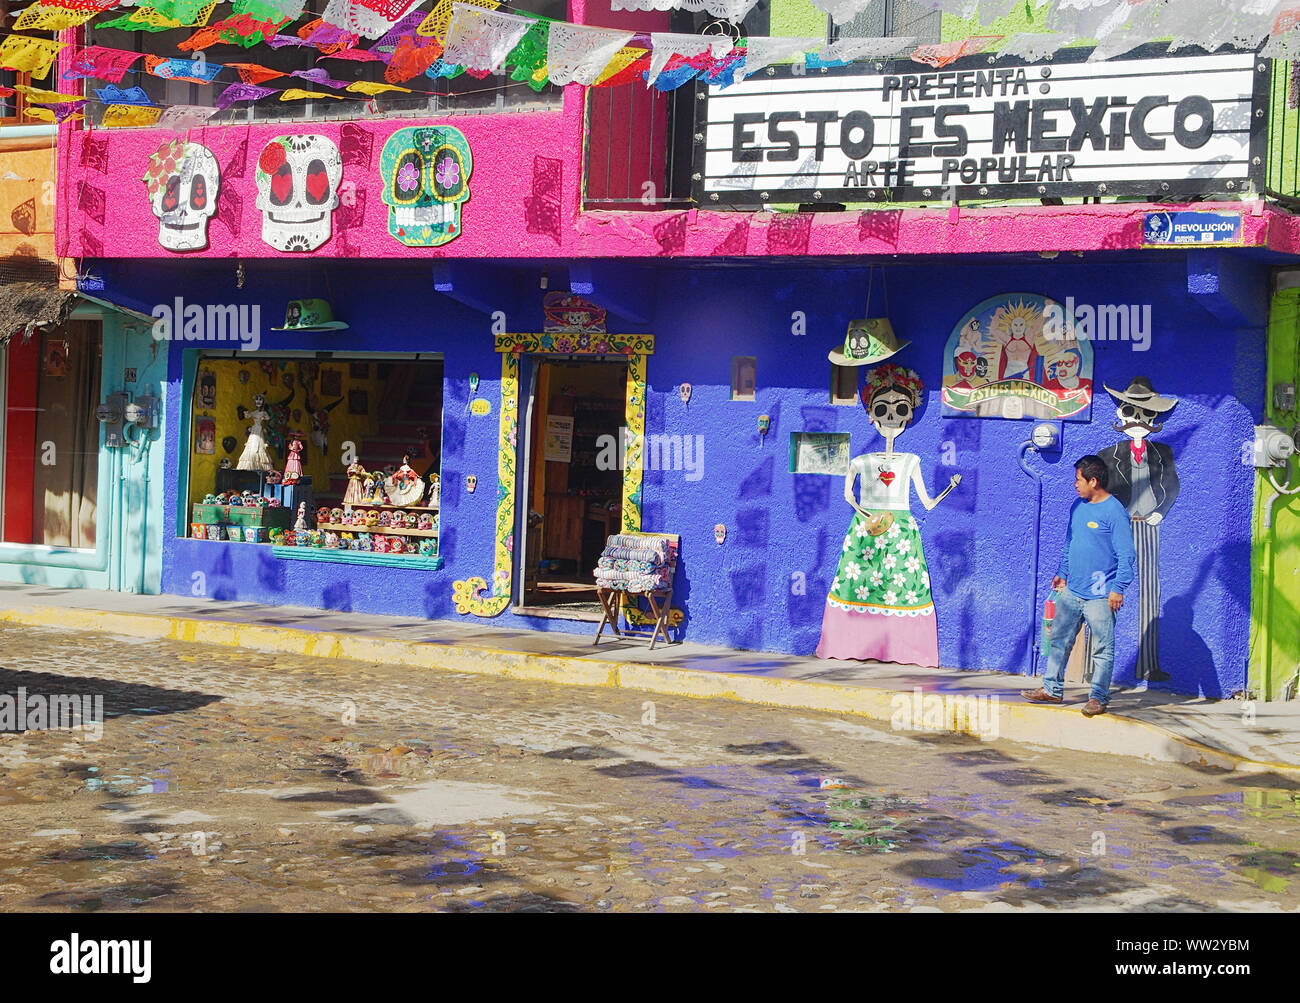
[{"xmin": 582, "ymin": 82, "xmax": 695, "ymax": 211}]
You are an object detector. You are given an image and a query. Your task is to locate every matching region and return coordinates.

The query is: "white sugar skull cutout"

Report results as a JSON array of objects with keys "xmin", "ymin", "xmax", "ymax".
[
  {"xmin": 255, "ymin": 135, "xmax": 343, "ymax": 252},
  {"xmin": 142, "ymin": 140, "xmax": 219, "ymax": 252}
]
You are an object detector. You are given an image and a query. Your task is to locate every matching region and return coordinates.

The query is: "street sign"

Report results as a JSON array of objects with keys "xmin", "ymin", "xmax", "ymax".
[{"xmin": 1141, "ymin": 210, "xmax": 1244, "ymax": 247}]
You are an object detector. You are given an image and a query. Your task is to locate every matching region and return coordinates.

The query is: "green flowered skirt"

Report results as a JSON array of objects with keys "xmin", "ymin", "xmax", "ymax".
[{"xmin": 826, "ymin": 509, "xmax": 934, "ymax": 615}]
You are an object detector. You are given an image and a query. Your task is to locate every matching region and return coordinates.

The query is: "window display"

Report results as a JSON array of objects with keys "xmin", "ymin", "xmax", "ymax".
[{"xmin": 186, "ymin": 354, "xmax": 442, "ymax": 559}]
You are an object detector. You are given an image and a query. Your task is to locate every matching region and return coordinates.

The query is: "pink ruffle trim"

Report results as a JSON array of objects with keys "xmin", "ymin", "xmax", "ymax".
[{"xmin": 815, "ymin": 601, "xmax": 939, "ymax": 667}]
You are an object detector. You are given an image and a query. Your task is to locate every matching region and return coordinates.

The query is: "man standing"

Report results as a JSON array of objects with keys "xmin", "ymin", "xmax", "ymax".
[
  {"xmin": 1098, "ymin": 377, "xmax": 1180, "ymax": 682},
  {"xmin": 1023, "ymin": 456, "xmax": 1136, "ymax": 716}
]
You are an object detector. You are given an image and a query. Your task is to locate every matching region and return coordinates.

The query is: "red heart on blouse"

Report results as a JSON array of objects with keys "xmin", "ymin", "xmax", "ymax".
[{"xmin": 878, "ymin": 469, "xmax": 896, "ymax": 486}]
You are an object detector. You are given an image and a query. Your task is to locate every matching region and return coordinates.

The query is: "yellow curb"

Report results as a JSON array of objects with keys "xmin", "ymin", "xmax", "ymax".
[{"xmin": 2, "ymin": 603, "xmax": 1296, "ymax": 777}]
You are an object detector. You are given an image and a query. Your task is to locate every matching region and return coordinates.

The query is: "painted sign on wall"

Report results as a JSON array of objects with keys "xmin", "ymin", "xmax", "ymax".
[
  {"xmin": 941, "ymin": 293, "xmax": 1094, "ymax": 421},
  {"xmin": 696, "ymin": 45, "xmax": 1265, "ymax": 205}
]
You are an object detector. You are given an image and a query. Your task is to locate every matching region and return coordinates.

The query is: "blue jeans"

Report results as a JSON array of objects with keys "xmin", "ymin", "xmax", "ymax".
[{"xmin": 1041, "ymin": 588, "xmax": 1116, "ymax": 704}]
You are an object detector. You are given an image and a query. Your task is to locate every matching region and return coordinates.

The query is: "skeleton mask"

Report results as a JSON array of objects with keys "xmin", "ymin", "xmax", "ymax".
[
  {"xmin": 143, "ymin": 140, "xmax": 218, "ymax": 252},
  {"xmin": 380, "ymin": 126, "xmax": 473, "ymax": 248},
  {"xmin": 869, "ymin": 389, "xmax": 914, "ymax": 434},
  {"xmin": 1114, "ymin": 402, "xmax": 1162, "ymax": 440},
  {"xmin": 466, "ymin": 475, "xmax": 477, "ymax": 493},
  {"xmin": 255, "ymin": 135, "xmax": 343, "ymax": 252}
]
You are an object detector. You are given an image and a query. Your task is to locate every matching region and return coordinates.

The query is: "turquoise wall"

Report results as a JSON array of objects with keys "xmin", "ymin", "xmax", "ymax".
[{"xmin": 0, "ymin": 311, "xmax": 167, "ymax": 594}]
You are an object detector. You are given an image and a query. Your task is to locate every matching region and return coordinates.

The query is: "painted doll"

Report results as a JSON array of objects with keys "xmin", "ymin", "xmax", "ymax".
[
  {"xmin": 236, "ymin": 394, "xmax": 274, "ymax": 472},
  {"xmin": 282, "ymin": 437, "xmax": 304, "ymax": 485},
  {"xmin": 343, "ymin": 462, "xmax": 369, "ymax": 506},
  {"xmin": 816, "ymin": 364, "xmax": 962, "ymax": 668}
]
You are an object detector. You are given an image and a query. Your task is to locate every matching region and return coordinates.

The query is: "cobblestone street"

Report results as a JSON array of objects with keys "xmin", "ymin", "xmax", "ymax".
[{"xmin": 0, "ymin": 623, "xmax": 1297, "ymax": 913}]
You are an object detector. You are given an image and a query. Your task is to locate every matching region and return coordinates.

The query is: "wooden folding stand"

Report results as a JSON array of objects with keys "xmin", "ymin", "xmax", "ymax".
[{"xmin": 593, "ymin": 532, "xmax": 679, "ymax": 650}]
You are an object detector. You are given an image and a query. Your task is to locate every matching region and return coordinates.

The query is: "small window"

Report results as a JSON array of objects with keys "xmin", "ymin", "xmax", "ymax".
[
  {"xmin": 730, "ymin": 356, "xmax": 756, "ymax": 401},
  {"xmin": 831, "ymin": 364, "xmax": 858, "ymax": 405},
  {"xmin": 790, "ymin": 432, "xmax": 851, "ymax": 476}
]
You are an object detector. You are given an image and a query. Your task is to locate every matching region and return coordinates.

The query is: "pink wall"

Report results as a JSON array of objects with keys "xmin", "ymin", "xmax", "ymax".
[
  {"xmin": 56, "ymin": 112, "xmax": 1300, "ymax": 261},
  {"xmin": 57, "ymin": 110, "xmax": 584, "ymax": 260}
]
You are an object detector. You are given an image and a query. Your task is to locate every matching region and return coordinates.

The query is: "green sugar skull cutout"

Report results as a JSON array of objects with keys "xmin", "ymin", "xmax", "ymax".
[{"xmin": 380, "ymin": 126, "xmax": 472, "ymax": 248}]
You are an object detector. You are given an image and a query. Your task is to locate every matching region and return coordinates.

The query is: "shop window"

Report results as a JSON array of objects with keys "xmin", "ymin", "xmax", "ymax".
[
  {"xmin": 186, "ymin": 353, "xmax": 443, "ymax": 558},
  {"xmin": 2, "ymin": 321, "xmax": 103, "ymax": 547},
  {"xmin": 831, "ymin": 363, "xmax": 858, "ymax": 405},
  {"xmin": 731, "ymin": 356, "xmax": 756, "ymax": 401},
  {"xmin": 835, "ymin": 0, "xmax": 941, "ymax": 45}
]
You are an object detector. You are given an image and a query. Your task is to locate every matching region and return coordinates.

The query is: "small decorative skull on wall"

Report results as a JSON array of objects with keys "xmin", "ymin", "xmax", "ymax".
[
  {"xmin": 255, "ymin": 135, "xmax": 343, "ymax": 252},
  {"xmin": 143, "ymin": 140, "xmax": 219, "ymax": 252},
  {"xmin": 380, "ymin": 126, "xmax": 473, "ymax": 248},
  {"xmin": 714, "ymin": 523, "xmax": 726, "ymax": 545},
  {"xmin": 466, "ymin": 474, "xmax": 477, "ymax": 494}
]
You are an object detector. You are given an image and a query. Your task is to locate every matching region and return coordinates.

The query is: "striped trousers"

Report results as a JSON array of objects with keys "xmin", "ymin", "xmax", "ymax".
[{"xmin": 1132, "ymin": 518, "xmax": 1165, "ymax": 680}]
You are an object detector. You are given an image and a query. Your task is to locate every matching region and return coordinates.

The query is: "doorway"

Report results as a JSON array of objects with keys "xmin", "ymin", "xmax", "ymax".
[{"xmin": 520, "ymin": 358, "xmax": 628, "ymax": 617}]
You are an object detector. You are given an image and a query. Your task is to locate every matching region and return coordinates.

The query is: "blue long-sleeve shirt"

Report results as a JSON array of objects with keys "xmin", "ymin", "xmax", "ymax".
[{"xmin": 1057, "ymin": 495, "xmax": 1136, "ymax": 598}]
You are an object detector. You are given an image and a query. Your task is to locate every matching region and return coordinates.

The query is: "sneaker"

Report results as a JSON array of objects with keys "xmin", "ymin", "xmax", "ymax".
[
  {"xmin": 1081, "ymin": 699, "xmax": 1108, "ymax": 717},
  {"xmin": 1021, "ymin": 688, "xmax": 1063, "ymax": 704}
]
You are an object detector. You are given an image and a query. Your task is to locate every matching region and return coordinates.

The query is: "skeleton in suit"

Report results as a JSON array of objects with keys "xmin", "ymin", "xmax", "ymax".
[{"xmin": 1098, "ymin": 377, "xmax": 1179, "ymax": 682}]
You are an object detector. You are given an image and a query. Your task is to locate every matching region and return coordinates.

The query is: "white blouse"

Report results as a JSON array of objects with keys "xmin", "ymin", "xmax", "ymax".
[{"xmin": 851, "ymin": 452, "xmax": 917, "ymax": 512}]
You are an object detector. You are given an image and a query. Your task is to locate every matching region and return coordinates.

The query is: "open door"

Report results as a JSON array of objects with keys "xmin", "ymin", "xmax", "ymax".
[{"xmin": 516, "ymin": 357, "xmax": 628, "ymax": 618}]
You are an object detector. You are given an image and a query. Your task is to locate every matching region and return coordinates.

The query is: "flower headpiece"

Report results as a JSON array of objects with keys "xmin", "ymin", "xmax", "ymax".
[
  {"xmin": 142, "ymin": 138, "xmax": 187, "ymax": 198},
  {"xmin": 861, "ymin": 363, "xmax": 923, "ymax": 409}
]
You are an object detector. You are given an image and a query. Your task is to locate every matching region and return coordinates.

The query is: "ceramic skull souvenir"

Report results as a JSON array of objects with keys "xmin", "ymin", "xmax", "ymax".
[
  {"xmin": 255, "ymin": 135, "xmax": 343, "ymax": 252},
  {"xmin": 143, "ymin": 140, "xmax": 219, "ymax": 252},
  {"xmin": 380, "ymin": 126, "xmax": 472, "ymax": 248}
]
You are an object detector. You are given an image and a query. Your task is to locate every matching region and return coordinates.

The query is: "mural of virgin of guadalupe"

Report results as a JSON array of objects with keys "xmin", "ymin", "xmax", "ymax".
[{"xmin": 816, "ymin": 364, "xmax": 962, "ymax": 667}]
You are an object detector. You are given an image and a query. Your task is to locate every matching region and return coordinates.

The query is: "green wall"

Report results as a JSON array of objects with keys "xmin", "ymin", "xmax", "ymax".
[
  {"xmin": 770, "ymin": 0, "xmax": 825, "ymax": 38},
  {"xmin": 1250, "ymin": 288, "xmax": 1300, "ymax": 700}
]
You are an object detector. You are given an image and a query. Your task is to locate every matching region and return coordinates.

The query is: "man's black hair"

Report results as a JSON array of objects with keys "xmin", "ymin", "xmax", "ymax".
[{"xmin": 1075, "ymin": 455, "xmax": 1109, "ymax": 489}]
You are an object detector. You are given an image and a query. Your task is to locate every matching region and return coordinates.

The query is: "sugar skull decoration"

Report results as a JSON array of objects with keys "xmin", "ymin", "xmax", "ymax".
[
  {"xmin": 143, "ymin": 140, "xmax": 219, "ymax": 252},
  {"xmin": 680, "ymin": 383, "xmax": 692, "ymax": 405},
  {"xmin": 255, "ymin": 135, "xmax": 343, "ymax": 252},
  {"xmin": 466, "ymin": 474, "xmax": 477, "ymax": 493},
  {"xmin": 714, "ymin": 523, "xmax": 726, "ymax": 545},
  {"xmin": 380, "ymin": 126, "xmax": 472, "ymax": 248},
  {"xmin": 862, "ymin": 364, "xmax": 923, "ymax": 443}
]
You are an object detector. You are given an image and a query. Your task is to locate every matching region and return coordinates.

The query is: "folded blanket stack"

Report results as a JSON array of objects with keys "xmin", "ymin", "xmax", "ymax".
[{"xmin": 593, "ymin": 534, "xmax": 675, "ymax": 592}]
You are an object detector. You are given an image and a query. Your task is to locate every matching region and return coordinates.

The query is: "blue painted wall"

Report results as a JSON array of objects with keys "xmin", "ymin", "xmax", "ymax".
[{"xmin": 104, "ymin": 250, "xmax": 1267, "ymax": 697}]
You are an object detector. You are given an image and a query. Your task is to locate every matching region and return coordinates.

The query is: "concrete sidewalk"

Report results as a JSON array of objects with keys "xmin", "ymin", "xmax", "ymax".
[{"xmin": 0, "ymin": 582, "xmax": 1296, "ymax": 775}]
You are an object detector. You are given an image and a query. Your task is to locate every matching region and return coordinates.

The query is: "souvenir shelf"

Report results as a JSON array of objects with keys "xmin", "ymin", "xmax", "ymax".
[{"xmin": 318, "ymin": 524, "xmax": 439, "ymax": 538}]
